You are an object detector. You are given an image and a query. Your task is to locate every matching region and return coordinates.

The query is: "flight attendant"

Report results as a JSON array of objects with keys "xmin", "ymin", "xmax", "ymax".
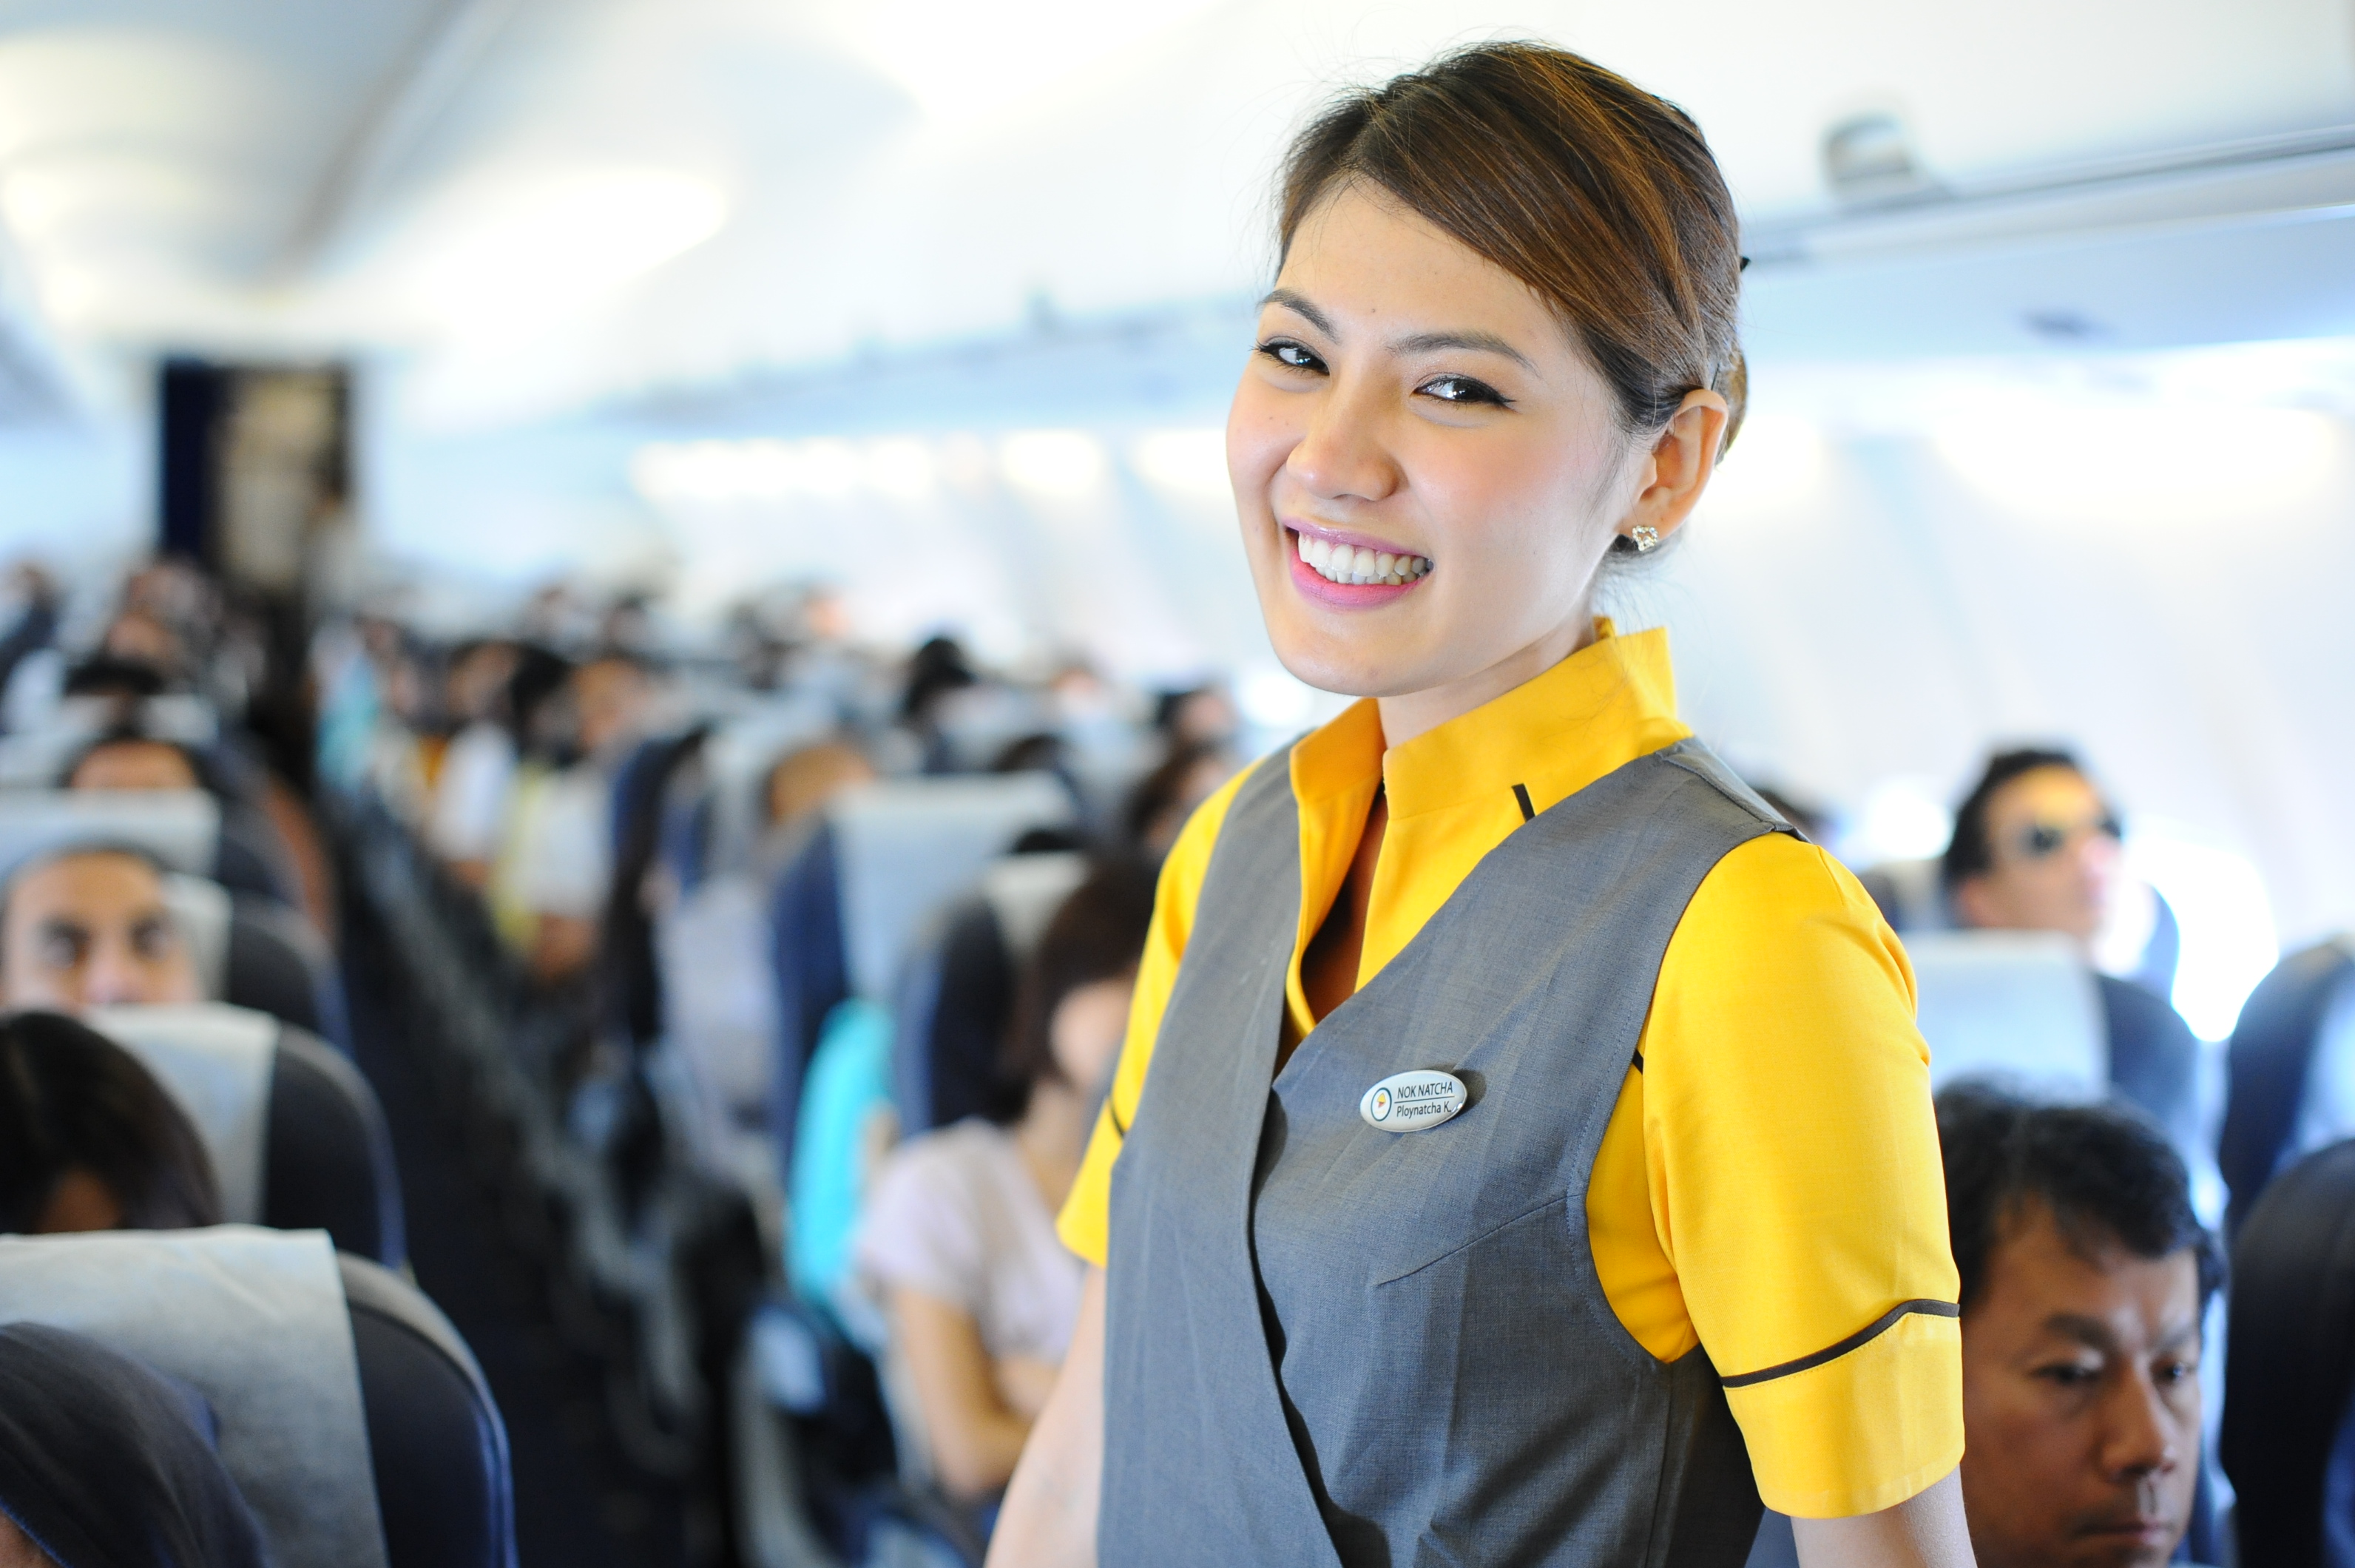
[{"xmin": 990, "ymin": 42, "xmax": 1970, "ymax": 1568}]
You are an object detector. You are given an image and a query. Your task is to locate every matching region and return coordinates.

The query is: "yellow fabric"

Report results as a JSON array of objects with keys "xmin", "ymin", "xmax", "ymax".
[{"xmin": 1058, "ymin": 622, "xmax": 1963, "ymax": 1518}]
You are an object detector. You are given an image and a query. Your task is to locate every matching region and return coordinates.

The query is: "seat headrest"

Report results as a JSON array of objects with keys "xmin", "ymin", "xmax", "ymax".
[
  {"xmin": 161, "ymin": 872, "xmax": 234, "ymax": 997},
  {"xmin": 0, "ymin": 1227, "xmax": 391, "ymax": 1568},
  {"xmin": 87, "ymin": 1003, "xmax": 282, "ymax": 1224},
  {"xmin": 701, "ymin": 696, "xmax": 838, "ymax": 874},
  {"xmin": 54, "ymin": 694, "xmax": 218, "ymax": 744},
  {"xmin": 0, "ymin": 789, "xmax": 221, "ymax": 877},
  {"xmin": 831, "ymin": 773, "xmax": 1074, "ymax": 1000},
  {"xmin": 1905, "ymin": 930, "xmax": 2107, "ymax": 1101},
  {"xmin": 977, "ymin": 851, "xmax": 1090, "ymax": 963}
]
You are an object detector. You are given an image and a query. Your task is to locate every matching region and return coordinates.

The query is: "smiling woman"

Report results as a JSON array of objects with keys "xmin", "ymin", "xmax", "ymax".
[{"xmin": 993, "ymin": 41, "xmax": 1973, "ymax": 1568}]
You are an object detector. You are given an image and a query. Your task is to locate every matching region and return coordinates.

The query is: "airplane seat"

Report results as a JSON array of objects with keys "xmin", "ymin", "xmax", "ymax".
[
  {"xmin": 1905, "ymin": 930, "xmax": 2110, "ymax": 1101},
  {"xmin": 0, "ymin": 1226, "xmax": 516, "ymax": 1568},
  {"xmin": 773, "ymin": 774, "xmax": 1077, "ymax": 1163},
  {"xmin": 226, "ymin": 892, "xmax": 348, "ymax": 1045},
  {"xmin": 2221, "ymin": 1136, "xmax": 2355, "ymax": 1567},
  {"xmin": 86, "ymin": 1003, "xmax": 405, "ymax": 1267},
  {"xmin": 2220, "ymin": 936, "xmax": 2355, "ymax": 1235},
  {"xmin": 892, "ymin": 851, "xmax": 1089, "ymax": 1138},
  {"xmin": 339, "ymin": 1254, "xmax": 518, "ymax": 1568},
  {"xmin": 1857, "ymin": 856, "xmax": 1950, "ymax": 933}
]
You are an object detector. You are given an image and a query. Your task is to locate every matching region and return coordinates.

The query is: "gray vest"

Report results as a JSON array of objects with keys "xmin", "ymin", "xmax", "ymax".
[{"xmin": 1104, "ymin": 740, "xmax": 1789, "ymax": 1567}]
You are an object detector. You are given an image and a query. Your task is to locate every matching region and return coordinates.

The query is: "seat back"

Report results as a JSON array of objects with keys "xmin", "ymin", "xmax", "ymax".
[
  {"xmin": 695, "ymin": 695, "xmax": 837, "ymax": 883},
  {"xmin": 832, "ymin": 774, "xmax": 1075, "ymax": 1003},
  {"xmin": 339, "ymin": 1255, "xmax": 517, "ymax": 1568},
  {"xmin": 893, "ymin": 852, "xmax": 1089, "ymax": 1138},
  {"xmin": 87, "ymin": 1004, "xmax": 405, "ymax": 1265},
  {"xmin": 227, "ymin": 893, "xmax": 346, "ymax": 1042},
  {"xmin": 2221, "ymin": 937, "xmax": 2355, "ymax": 1234},
  {"xmin": 1905, "ymin": 930, "xmax": 2108, "ymax": 1101},
  {"xmin": 1856, "ymin": 856, "xmax": 1948, "ymax": 934},
  {"xmin": 2223, "ymin": 1138, "xmax": 2355, "ymax": 1568},
  {"xmin": 0, "ymin": 1227, "xmax": 392, "ymax": 1568}
]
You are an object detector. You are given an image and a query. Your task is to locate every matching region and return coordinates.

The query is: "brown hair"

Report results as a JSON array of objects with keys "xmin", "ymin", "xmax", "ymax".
[
  {"xmin": 1000, "ymin": 858, "xmax": 1158, "ymax": 1114},
  {"xmin": 0, "ymin": 1010, "xmax": 221, "ymax": 1232},
  {"xmin": 1279, "ymin": 41, "xmax": 1747, "ymax": 539}
]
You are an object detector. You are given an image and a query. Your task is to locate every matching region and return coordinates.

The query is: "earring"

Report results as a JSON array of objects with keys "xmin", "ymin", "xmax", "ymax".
[{"xmin": 1629, "ymin": 524, "xmax": 1660, "ymax": 553}]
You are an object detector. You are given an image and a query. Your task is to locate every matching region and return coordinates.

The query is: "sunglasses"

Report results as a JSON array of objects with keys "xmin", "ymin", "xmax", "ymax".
[{"xmin": 2012, "ymin": 813, "xmax": 2123, "ymax": 862}]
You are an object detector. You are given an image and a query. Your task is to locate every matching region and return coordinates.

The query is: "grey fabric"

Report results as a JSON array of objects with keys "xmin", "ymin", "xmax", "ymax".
[
  {"xmin": 162, "ymin": 871, "xmax": 234, "ymax": 997},
  {"xmin": 87, "ymin": 1002, "xmax": 280, "ymax": 1224},
  {"xmin": 976, "ymin": 851, "xmax": 1088, "ymax": 960},
  {"xmin": 0, "ymin": 1226, "xmax": 391, "ymax": 1568},
  {"xmin": 0, "ymin": 789, "xmax": 220, "ymax": 876},
  {"xmin": 1105, "ymin": 740, "xmax": 1786, "ymax": 1568}
]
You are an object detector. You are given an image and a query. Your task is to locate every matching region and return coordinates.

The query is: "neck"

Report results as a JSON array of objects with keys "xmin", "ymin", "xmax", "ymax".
[
  {"xmin": 1014, "ymin": 1079, "xmax": 1092, "ymax": 1211},
  {"xmin": 1374, "ymin": 606, "xmax": 1595, "ymax": 749}
]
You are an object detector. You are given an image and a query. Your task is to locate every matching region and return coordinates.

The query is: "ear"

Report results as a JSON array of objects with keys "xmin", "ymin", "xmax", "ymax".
[
  {"xmin": 1617, "ymin": 388, "xmax": 1730, "ymax": 548},
  {"xmin": 1951, "ymin": 876, "xmax": 1997, "ymax": 930}
]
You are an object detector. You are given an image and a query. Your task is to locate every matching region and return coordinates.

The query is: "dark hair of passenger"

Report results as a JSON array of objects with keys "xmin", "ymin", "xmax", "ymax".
[
  {"xmin": 901, "ymin": 635, "xmax": 976, "ymax": 723},
  {"xmin": 0, "ymin": 1010, "xmax": 221, "ymax": 1233},
  {"xmin": 999, "ymin": 859, "xmax": 1158, "ymax": 1116},
  {"xmin": 1278, "ymin": 40, "xmax": 1748, "ymax": 538},
  {"xmin": 1940, "ymin": 746, "xmax": 2091, "ymax": 893},
  {"xmin": 61, "ymin": 656, "xmax": 170, "ymax": 700},
  {"xmin": 1936, "ymin": 1084, "xmax": 2222, "ymax": 1314},
  {"xmin": 1123, "ymin": 740, "xmax": 1229, "ymax": 848}
]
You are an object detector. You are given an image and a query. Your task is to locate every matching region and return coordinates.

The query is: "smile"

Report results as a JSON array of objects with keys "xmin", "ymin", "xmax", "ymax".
[{"xmin": 1289, "ymin": 527, "xmax": 1432, "ymax": 587}]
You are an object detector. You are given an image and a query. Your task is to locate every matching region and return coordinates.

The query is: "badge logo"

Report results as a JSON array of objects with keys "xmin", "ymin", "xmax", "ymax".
[{"xmin": 1359, "ymin": 1069, "xmax": 1467, "ymax": 1132}]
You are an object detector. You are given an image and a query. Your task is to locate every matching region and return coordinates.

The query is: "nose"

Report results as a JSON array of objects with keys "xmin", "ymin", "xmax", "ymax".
[
  {"xmin": 2100, "ymin": 1372, "xmax": 2181, "ymax": 1484},
  {"xmin": 79, "ymin": 941, "xmax": 149, "ymax": 1008},
  {"xmin": 1284, "ymin": 373, "xmax": 1400, "ymax": 505}
]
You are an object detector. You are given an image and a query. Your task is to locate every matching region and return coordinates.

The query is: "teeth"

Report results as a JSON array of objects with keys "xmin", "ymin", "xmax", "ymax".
[{"xmin": 1291, "ymin": 531, "xmax": 1430, "ymax": 587}]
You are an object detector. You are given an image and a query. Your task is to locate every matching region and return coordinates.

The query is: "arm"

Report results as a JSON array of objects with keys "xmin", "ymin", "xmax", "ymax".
[
  {"xmin": 1794, "ymin": 1468, "xmax": 1975, "ymax": 1568},
  {"xmin": 987, "ymin": 1266, "xmax": 1104, "ymax": 1568},
  {"xmin": 890, "ymin": 1285, "xmax": 1037, "ymax": 1501}
]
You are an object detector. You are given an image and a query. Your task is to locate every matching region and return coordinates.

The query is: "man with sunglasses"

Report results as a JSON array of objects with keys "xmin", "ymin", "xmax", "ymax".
[{"xmin": 1943, "ymin": 748, "xmax": 2202, "ymax": 1155}]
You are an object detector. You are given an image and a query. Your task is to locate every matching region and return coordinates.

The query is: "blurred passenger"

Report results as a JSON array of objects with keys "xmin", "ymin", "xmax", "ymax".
[
  {"xmin": 1939, "ymin": 1085, "xmax": 2220, "ymax": 1568},
  {"xmin": 504, "ymin": 652, "xmax": 653, "ymax": 984},
  {"xmin": 61, "ymin": 734, "xmax": 297, "ymax": 911},
  {"xmin": 768, "ymin": 739, "xmax": 876, "ymax": 842},
  {"xmin": 1151, "ymin": 683, "xmax": 1237, "ymax": 750},
  {"xmin": 902, "ymin": 635, "xmax": 979, "ymax": 772},
  {"xmin": 1946, "ymin": 749, "xmax": 2202, "ymax": 1149},
  {"xmin": 852, "ymin": 860, "xmax": 1155, "ymax": 1504},
  {"xmin": 0, "ymin": 1322, "xmax": 267, "ymax": 1568},
  {"xmin": 0, "ymin": 849, "xmax": 203, "ymax": 1010},
  {"xmin": 99, "ymin": 609, "xmax": 186, "ymax": 683},
  {"xmin": 426, "ymin": 639, "xmax": 521, "ymax": 889},
  {"xmin": 0, "ymin": 1010, "xmax": 220, "ymax": 1233},
  {"xmin": 59, "ymin": 657, "xmax": 169, "ymax": 704},
  {"xmin": 1121, "ymin": 740, "xmax": 1237, "ymax": 861}
]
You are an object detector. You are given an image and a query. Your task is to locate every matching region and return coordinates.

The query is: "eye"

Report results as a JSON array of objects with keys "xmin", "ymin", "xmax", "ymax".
[
  {"xmin": 37, "ymin": 931, "xmax": 83, "ymax": 970},
  {"xmin": 2035, "ymin": 1361, "xmax": 2102, "ymax": 1388},
  {"xmin": 1416, "ymin": 374, "xmax": 1510, "ymax": 408},
  {"xmin": 1257, "ymin": 339, "xmax": 1325, "ymax": 374},
  {"xmin": 132, "ymin": 919, "xmax": 174, "ymax": 961},
  {"xmin": 2155, "ymin": 1358, "xmax": 2197, "ymax": 1385}
]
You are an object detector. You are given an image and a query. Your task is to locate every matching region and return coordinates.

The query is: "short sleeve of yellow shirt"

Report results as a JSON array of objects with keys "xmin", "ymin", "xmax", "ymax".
[{"xmin": 1058, "ymin": 627, "xmax": 1962, "ymax": 1521}]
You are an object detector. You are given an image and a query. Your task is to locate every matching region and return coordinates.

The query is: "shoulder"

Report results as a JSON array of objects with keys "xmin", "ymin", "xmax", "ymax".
[
  {"xmin": 870, "ymin": 1121, "xmax": 1008, "ymax": 1214},
  {"xmin": 1673, "ymin": 832, "xmax": 1913, "ymax": 992}
]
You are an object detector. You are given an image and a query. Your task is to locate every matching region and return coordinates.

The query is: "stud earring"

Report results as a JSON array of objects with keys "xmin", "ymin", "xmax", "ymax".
[{"xmin": 1629, "ymin": 524, "xmax": 1660, "ymax": 553}]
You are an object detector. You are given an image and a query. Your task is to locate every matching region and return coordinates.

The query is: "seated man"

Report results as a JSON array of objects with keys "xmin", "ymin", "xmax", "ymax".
[
  {"xmin": 61, "ymin": 732, "xmax": 297, "ymax": 910},
  {"xmin": 1939, "ymin": 1085, "xmax": 2222, "ymax": 1568},
  {"xmin": 1943, "ymin": 748, "xmax": 2202, "ymax": 1149},
  {"xmin": 0, "ymin": 846, "xmax": 206, "ymax": 1010}
]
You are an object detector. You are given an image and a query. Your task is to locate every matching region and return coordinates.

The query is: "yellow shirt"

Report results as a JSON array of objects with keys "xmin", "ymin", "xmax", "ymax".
[{"xmin": 1059, "ymin": 624, "xmax": 1962, "ymax": 1518}]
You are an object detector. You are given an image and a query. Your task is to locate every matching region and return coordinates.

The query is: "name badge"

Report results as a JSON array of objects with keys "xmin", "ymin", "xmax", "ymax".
[{"xmin": 1359, "ymin": 1069, "xmax": 1467, "ymax": 1132}]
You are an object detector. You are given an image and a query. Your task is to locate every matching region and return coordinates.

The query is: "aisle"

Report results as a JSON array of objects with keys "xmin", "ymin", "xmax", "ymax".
[{"xmin": 342, "ymin": 895, "xmax": 694, "ymax": 1568}]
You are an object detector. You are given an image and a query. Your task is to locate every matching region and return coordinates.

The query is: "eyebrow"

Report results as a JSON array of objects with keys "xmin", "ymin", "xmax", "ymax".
[
  {"xmin": 2043, "ymin": 1314, "xmax": 2121, "ymax": 1351},
  {"xmin": 1260, "ymin": 289, "xmax": 1538, "ymax": 371}
]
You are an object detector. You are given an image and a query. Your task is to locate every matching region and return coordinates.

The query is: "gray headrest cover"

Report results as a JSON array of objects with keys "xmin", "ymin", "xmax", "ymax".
[
  {"xmin": 87, "ymin": 1003, "xmax": 280, "ymax": 1223},
  {"xmin": 706, "ymin": 695, "xmax": 836, "ymax": 872},
  {"xmin": 0, "ymin": 789, "xmax": 221, "ymax": 876},
  {"xmin": 1906, "ymin": 929, "xmax": 2107, "ymax": 1101},
  {"xmin": 978, "ymin": 851, "xmax": 1089, "ymax": 962},
  {"xmin": 833, "ymin": 772, "xmax": 1074, "ymax": 1000},
  {"xmin": 0, "ymin": 1227, "xmax": 391, "ymax": 1568},
  {"xmin": 161, "ymin": 873, "xmax": 234, "ymax": 998}
]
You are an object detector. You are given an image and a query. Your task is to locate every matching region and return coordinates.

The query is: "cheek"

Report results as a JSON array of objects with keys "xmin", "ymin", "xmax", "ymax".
[{"xmin": 1225, "ymin": 382, "xmax": 1294, "ymax": 507}]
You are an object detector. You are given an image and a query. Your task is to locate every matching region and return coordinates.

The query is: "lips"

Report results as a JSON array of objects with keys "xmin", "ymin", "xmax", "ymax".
[{"xmin": 1282, "ymin": 523, "xmax": 1431, "ymax": 609}]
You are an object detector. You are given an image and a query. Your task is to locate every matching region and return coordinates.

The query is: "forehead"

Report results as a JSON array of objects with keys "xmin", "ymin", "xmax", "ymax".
[
  {"xmin": 1277, "ymin": 182, "xmax": 1571, "ymax": 344},
  {"xmin": 7, "ymin": 852, "xmax": 167, "ymax": 921},
  {"xmin": 1981, "ymin": 1201, "xmax": 2197, "ymax": 1336},
  {"xmin": 79, "ymin": 740, "xmax": 195, "ymax": 774},
  {"xmin": 1987, "ymin": 766, "xmax": 2102, "ymax": 824}
]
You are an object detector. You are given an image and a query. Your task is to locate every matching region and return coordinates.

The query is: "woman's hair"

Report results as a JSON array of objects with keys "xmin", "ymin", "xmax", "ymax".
[
  {"xmin": 1001, "ymin": 859, "xmax": 1159, "ymax": 1111},
  {"xmin": 0, "ymin": 1322, "xmax": 269, "ymax": 1568},
  {"xmin": 1278, "ymin": 41, "xmax": 1747, "ymax": 539},
  {"xmin": 0, "ymin": 1010, "xmax": 221, "ymax": 1233}
]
